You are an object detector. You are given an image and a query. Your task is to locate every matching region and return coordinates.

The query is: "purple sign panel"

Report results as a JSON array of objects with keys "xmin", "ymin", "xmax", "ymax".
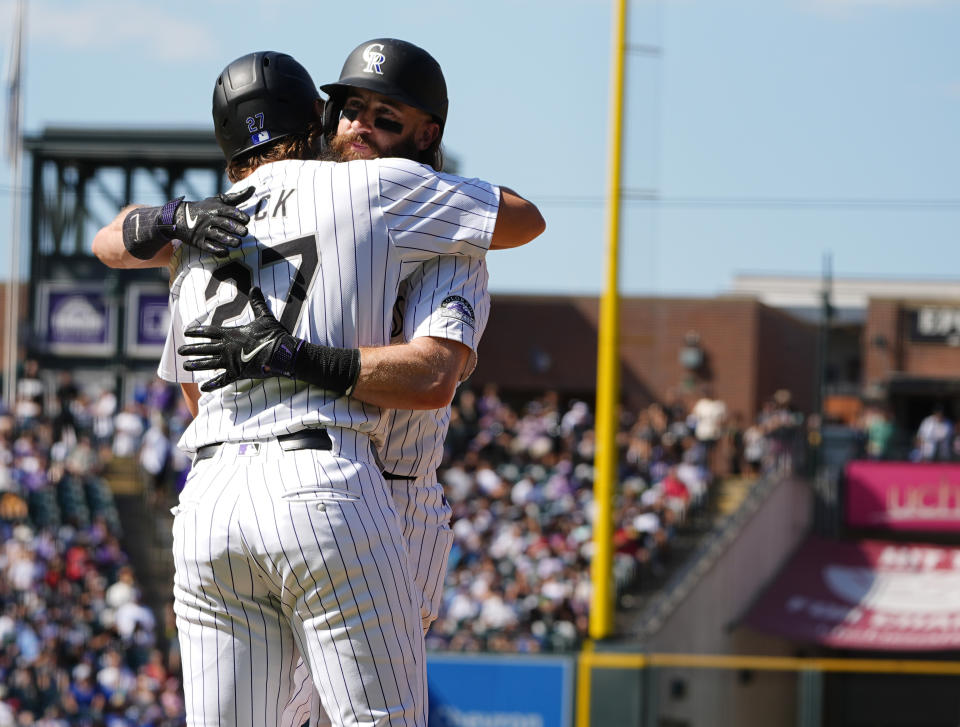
[
  {"xmin": 40, "ymin": 285, "xmax": 116, "ymax": 355},
  {"xmin": 126, "ymin": 286, "xmax": 170, "ymax": 357},
  {"xmin": 138, "ymin": 294, "xmax": 169, "ymax": 346}
]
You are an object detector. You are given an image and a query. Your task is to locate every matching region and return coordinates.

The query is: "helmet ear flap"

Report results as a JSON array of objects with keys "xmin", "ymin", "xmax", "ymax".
[{"xmin": 321, "ymin": 91, "xmax": 344, "ymax": 140}]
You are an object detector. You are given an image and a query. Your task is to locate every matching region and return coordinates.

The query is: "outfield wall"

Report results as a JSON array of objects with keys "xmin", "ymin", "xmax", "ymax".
[{"xmin": 644, "ymin": 475, "xmax": 814, "ymax": 727}]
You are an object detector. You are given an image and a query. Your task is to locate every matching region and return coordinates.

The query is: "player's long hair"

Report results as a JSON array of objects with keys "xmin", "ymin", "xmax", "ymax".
[
  {"xmin": 424, "ymin": 139, "xmax": 443, "ymax": 172},
  {"xmin": 225, "ymin": 121, "xmax": 326, "ymax": 183}
]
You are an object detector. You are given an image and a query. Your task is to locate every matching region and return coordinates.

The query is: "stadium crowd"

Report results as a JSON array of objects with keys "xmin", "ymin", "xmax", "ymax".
[
  {"xmin": 0, "ymin": 364, "xmax": 800, "ymax": 721},
  {"xmin": 425, "ymin": 384, "xmax": 799, "ymax": 652}
]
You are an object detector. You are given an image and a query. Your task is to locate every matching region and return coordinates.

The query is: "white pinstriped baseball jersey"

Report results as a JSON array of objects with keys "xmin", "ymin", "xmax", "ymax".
[
  {"xmin": 379, "ymin": 255, "xmax": 491, "ymax": 478},
  {"xmin": 158, "ymin": 158, "xmax": 499, "ymax": 453},
  {"xmin": 379, "ymin": 255, "xmax": 491, "ymax": 631}
]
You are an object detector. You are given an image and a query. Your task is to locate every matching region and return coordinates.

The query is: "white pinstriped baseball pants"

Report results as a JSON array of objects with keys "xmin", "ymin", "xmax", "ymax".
[
  {"xmin": 281, "ymin": 470, "xmax": 454, "ymax": 727},
  {"xmin": 390, "ymin": 471, "xmax": 455, "ymax": 635},
  {"xmin": 171, "ymin": 430, "xmax": 426, "ymax": 727}
]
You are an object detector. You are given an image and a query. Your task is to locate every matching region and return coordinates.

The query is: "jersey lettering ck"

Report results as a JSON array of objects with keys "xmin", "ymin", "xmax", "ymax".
[
  {"xmin": 158, "ymin": 158, "xmax": 499, "ymax": 452},
  {"xmin": 378, "ymin": 255, "xmax": 491, "ymax": 477}
]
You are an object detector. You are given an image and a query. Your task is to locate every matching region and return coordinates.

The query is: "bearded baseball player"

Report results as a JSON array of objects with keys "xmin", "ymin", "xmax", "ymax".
[
  {"xmin": 271, "ymin": 38, "xmax": 498, "ymax": 727},
  {"xmin": 92, "ymin": 50, "xmax": 543, "ymax": 727}
]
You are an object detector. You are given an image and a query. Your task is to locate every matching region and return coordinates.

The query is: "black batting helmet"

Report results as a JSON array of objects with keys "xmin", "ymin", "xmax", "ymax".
[
  {"xmin": 320, "ymin": 39, "xmax": 448, "ymax": 137},
  {"xmin": 213, "ymin": 51, "xmax": 320, "ymax": 162}
]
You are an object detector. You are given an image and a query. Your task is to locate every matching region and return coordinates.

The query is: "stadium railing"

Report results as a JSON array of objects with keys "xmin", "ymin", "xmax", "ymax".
[{"xmin": 575, "ymin": 649, "xmax": 960, "ymax": 727}]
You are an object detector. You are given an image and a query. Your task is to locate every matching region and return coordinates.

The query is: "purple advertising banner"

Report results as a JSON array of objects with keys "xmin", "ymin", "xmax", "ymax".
[
  {"xmin": 845, "ymin": 461, "xmax": 960, "ymax": 532},
  {"xmin": 745, "ymin": 537, "xmax": 960, "ymax": 650},
  {"xmin": 39, "ymin": 285, "xmax": 116, "ymax": 355},
  {"xmin": 126, "ymin": 286, "xmax": 170, "ymax": 357}
]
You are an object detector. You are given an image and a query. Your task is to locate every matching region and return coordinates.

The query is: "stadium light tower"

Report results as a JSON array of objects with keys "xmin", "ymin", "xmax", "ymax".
[{"xmin": 590, "ymin": 0, "xmax": 628, "ymax": 640}]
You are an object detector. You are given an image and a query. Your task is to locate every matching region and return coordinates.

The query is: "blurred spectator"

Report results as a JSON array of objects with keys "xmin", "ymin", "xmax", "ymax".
[
  {"xmin": 52, "ymin": 372, "xmax": 78, "ymax": 444},
  {"xmin": 691, "ymin": 386, "xmax": 727, "ymax": 455},
  {"xmin": 139, "ymin": 415, "xmax": 171, "ymax": 505},
  {"xmin": 105, "ymin": 566, "xmax": 137, "ymax": 610},
  {"xmin": 660, "ymin": 466, "xmax": 691, "ymax": 518},
  {"xmin": 112, "ymin": 405, "xmax": 144, "ymax": 459},
  {"xmin": 0, "ymin": 700, "xmax": 14, "ymax": 727},
  {"xmin": 743, "ymin": 421, "xmax": 767, "ymax": 475},
  {"xmin": 864, "ymin": 404, "xmax": 895, "ymax": 460},
  {"xmin": 916, "ymin": 405, "xmax": 953, "ymax": 462},
  {"xmin": 16, "ymin": 360, "xmax": 45, "ymax": 408},
  {"xmin": 96, "ymin": 649, "xmax": 135, "ymax": 701},
  {"xmin": 91, "ymin": 389, "xmax": 117, "ymax": 450},
  {"xmin": 761, "ymin": 390, "xmax": 803, "ymax": 473},
  {"xmin": 725, "ymin": 412, "xmax": 745, "ymax": 476},
  {"xmin": 65, "ymin": 435, "xmax": 99, "ymax": 479}
]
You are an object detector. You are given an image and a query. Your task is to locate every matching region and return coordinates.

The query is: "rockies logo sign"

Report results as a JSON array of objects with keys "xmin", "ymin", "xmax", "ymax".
[{"xmin": 362, "ymin": 44, "xmax": 386, "ymax": 74}]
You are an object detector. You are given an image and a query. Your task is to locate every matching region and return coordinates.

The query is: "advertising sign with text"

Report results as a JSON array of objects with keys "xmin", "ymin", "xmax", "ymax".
[
  {"xmin": 845, "ymin": 461, "xmax": 960, "ymax": 532},
  {"xmin": 427, "ymin": 654, "xmax": 574, "ymax": 727},
  {"xmin": 746, "ymin": 537, "xmax": 960, "ymax": 650}
]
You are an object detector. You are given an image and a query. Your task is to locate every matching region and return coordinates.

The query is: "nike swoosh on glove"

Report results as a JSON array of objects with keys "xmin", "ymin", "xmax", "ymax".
[
  {"xmin": 178, "ymin": 287, "xmax": 301, "ymax": 392},
  {"xmin": 159, "ymin": 186, "xmax": 255, "ymax": 257}
]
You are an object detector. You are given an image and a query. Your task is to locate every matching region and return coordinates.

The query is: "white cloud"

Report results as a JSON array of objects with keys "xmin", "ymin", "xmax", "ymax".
[{"xmin": 25, "ymin": 0, "xmax": 220, "ymax": 63}]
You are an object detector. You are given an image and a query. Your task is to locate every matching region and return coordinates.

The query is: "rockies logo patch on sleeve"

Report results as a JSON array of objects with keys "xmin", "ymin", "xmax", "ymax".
[{"xmin": 440, "ymin": 295, "xmax": 475, "ymax": 326}]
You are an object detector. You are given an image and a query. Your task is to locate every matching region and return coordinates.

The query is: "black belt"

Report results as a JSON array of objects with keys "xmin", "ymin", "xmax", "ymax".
[
  {"xmin": 383, "ymin": 471, "xmax": 416, "ymax": 481},
  {"xmin": 194, "ymin": 429, "xmax": 333, "ymax": 463}
]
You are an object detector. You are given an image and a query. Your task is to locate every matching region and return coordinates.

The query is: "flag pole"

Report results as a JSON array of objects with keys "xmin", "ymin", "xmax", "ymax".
[{"xmin": 4, "ymin": 0, "xmax": 25, "ymax": 412}]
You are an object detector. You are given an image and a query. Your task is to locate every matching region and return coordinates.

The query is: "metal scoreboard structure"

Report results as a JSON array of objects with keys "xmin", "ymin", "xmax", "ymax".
[{"xmin": 22, "ymin": 127, "xmax": 227, "ymax": 393}]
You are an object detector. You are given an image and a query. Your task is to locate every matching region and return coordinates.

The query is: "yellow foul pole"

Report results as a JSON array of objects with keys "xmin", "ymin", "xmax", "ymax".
[{"xmin": 589, "ymin": 0, "xmax": 628, "ymax": 640}]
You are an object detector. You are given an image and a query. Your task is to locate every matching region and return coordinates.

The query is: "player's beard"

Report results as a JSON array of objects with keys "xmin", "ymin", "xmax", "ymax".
[{"xmin": 329, "ymin": 131, "xmax": 421, "ymax": 163}]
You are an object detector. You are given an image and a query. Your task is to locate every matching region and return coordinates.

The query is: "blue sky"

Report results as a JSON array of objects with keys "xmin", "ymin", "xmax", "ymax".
[{"xmin": 1, "ymin": 0, "xmax": 958, "ymax": 296}]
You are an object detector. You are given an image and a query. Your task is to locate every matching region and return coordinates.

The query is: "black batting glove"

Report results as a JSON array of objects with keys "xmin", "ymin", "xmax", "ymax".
[
  {"xmin": 178, "ymin": 287, "xmax": 302, "ymax": 392},
  {"xmin": 122, "ymin": 186, "xmax": 255, "ymax": 260},
  {"xmin": 158, "ymin": 186, "xmax": 255, "ymax": 256},
  {"xmin": 178, "ymin": 287, "xmax": 362, "ymax": 397}
]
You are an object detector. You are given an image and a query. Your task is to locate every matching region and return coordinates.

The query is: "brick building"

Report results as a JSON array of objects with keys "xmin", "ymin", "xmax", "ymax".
[
  {"xmin": 733, "ymin": 274, "xmax": 960, "ymax": 431},
  {"xmin": 470, "ymin": 276, "xmax": 960, "ymax": 428},
  {"xmin": 864, "ymin": 298, "xmax": 960, "ymax": 427},
  {"xmin": 470, "ymin": 294, "xmax": 818, "ymax": 420}
]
